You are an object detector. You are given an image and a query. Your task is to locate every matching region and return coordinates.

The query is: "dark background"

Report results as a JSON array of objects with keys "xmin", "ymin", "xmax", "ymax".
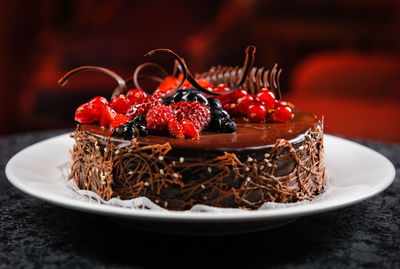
[{"xmin": 1, "ymin": 0, "xmax": 399, "ymax": 142}]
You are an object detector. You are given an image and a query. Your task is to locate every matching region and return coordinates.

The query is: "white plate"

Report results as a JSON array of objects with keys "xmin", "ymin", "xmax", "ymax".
[{"xmin": 5, "ymin": 134, "xmax": 395, "ymax": 235}]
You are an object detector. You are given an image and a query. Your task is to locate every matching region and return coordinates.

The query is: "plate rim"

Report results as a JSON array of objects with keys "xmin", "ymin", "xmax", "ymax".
[{"xmin": 5, "ymin": 133, "xmax": 396, "ymax": 223}]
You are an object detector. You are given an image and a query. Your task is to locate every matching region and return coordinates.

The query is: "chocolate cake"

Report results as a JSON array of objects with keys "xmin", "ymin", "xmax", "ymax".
[{"xmin": 62, "ymin": 46, "xmax": 326, "ymax": 210}]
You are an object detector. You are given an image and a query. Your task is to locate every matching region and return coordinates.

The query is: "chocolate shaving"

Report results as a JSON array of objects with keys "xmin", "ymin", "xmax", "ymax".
[
  {"xmin": 70, "ymin": 123, "xmax": 325, "ymax": 210},
  {"xmin": 132, "ymin": 62, "xmax": 168, "ymax": 93},
  {"xmin": 58, "ymin": 66, "xmax": 127, "ymax": 98}
]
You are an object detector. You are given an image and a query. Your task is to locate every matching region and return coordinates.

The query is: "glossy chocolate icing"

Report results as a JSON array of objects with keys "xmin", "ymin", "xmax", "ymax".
[{"xmin": 82, "ymin": 109, "xmax": 318, "ymax": 155}]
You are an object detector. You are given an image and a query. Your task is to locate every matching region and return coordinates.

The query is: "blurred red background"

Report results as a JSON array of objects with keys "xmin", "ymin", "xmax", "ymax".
[{"xmin": 0, "ymin": 0, "xmax": 399, "ymax": 142}]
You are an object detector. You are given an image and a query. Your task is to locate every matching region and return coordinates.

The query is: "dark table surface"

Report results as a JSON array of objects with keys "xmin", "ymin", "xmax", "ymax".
[{"xmin": 1, "ymin": 130, "xmax": 399, "ymax": 269}]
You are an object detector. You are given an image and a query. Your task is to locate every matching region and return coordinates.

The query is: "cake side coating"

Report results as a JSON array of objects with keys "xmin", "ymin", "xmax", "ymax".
[{"xmin": 69, "ymin": 113, "xmax": 326, "ymax": 210}]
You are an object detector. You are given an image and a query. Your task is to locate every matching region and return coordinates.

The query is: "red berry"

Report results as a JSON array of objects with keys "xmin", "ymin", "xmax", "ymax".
[
  {"xmin": 197, "ymin": 79, "xmax": 213, "ymax": 90},
  {"xmin": 100, "ymin": 106, "xmax": 117, "ymax": 128},
  {"xmin": 177, "ymin": 73, "xmax": 192, "ymax": 88},
  {"xmin": 110, "ymin": 94, "xmax": 130, "ymax": 114},
  {"xmin": 169, "ymin": 101, "xmax": 211, "ymax": 132},
  {"xmin": 158, "ymin": 76, "xmax": 179, "ymax": 93},
  {"xmin": 230, "ymin": 88, "xmax": 247, "ymax": 102},
  {"xmin": 74, "ymin": 103, "xmax": 97, "ymax": 124},
  {"xmin": 88, "ymin": 96, "xmax": 109, "ymax": 119},
  {"xmin": 180, "ymin": 119, "xmax": 199, "ymax": 140},
  {"xmin": 109, "ymin": 114, "xmax": 130, "ymax": 131},
  {"xmin": 126, "ymin": 96, "xmax": 162, "ymax": 119},
  {"xmin": 212, "ymin": 84, "xmax": 231, "ymax": 105},
  {"xmin": 276, "ymin": 100, "xmax": 295, "ymax": 110},
  {"xmin": 152, "ymin": 87, "xmax": 175, "ymax": 98},
  {"xmin": 145, "ymin": 104, "xmax": 173, "ymax": 134},
  {"xmin": 247, "ymin": 102, "xmax": 267, "ymax": 123},
  {"xmin": 126, "ymin": 89, "xmax": 147, "ymax": 104},
  {"xmin": 255, "ymin": 90, "xmax": 275, "ymax": 109},
  {"xmin": 274, "ymin": 105, "xmax": 293, "ymax": 122},
  {"xmin": 236, "ymin": 94, "xmax": 254, "ymax": 114},
  {"xmin": 223, "ymin": 102, "xmax": 238, "ymax": 117},
  {"xmin": 168, "ymin": 117, "xmax": 185, "ymax": 139}
]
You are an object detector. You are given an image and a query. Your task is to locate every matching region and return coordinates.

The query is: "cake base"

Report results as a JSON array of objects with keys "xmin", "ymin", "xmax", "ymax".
[{"xmin": 69, "ymin": 115, "xmax": 325, "ymax": 210}]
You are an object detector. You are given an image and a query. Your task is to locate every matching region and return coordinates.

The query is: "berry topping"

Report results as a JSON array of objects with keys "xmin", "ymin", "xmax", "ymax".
[
  {"xmin": 255, "ymin": 90, "xmax": 276, "ymax": 109},
  {"xmin": 112, "ymin": 120, "xmax": 149, "ymax": 140},
  {"xmin": 110, "ymin": 94, "xmax": 130, "ymax": 114},
  {"xmin": 126, "ymin": 96, "xmax": 162, "ymax": 119},
  {"xmin": 169, "ymin": 101, "xmax": 211, "ymax": 132},
  {"xmin": 132, "ymin": 114, "xmax": 146, "ymax": 124},
  {"xmin": 88, "ymin": 96, "xmax": 109, "ymax": 118},
  {"xmin": 109, "ymin": 114, "xmax": 130, "ymax": 131},
  {"xmin": 247, "ymin": 102, "xmax": 267, "ymax": 123},
  {"xmin": 158, "ymin": 76, "xmax": 179, "ymax": 93},
  {"xmin": 180, "ymin": 119, "xmax": 199, "ymax": 140},
  {"xmin": 207, "ymin": 97, "xmax": 222, "ymax": 109},
  {"xmin": 220, "ymin": 120, "xmax": 237, "ymax": 133},
  {"xmin": 100, "ymin": 106, "xmax": 117, "ymax": 128},
  {"xmin": 145, "ymin": 104, "xmax": 173, "ymax": 134},
  {"xmin": 75, "ymin": 103, "xmax": 98, "ymax": 124},
  {"xmin": 273, "ymin": 105, "xmax": 293, "ymax": 122},
  {"xmin": 223, "ymin": 103, "xmax": 238, "ymax": 117},
  {"xmin": 168, "ymin": 117, "xmax": 185, "ymax": 139},
  {"xmin": 237, "ymin": 94, "xmax": 254, "ymax": 114},
  {"xmin": 126, "ymin": 89, "xmax": 147, "ymax": 104}
]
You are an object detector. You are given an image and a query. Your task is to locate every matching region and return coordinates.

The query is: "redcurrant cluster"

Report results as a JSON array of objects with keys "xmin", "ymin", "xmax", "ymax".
[{"xmin": 210, "ymin": 85, "xmax": 294, "ymax": 123}]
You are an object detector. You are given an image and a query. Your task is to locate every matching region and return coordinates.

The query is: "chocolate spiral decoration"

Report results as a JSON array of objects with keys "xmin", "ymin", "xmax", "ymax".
[
  {"xmin": 196, "ymin": 63, "xmax": 283, "ymax": 99},
  {"xmin": 58, "ymin": 66, "xmax": 127, "ymax": 97},
  {"xmin": 132, "ymin": 62, "xmax": 168, "ymax": 90},
  {"xmin": 144, "ymin": 49, "xmax": 188, "ymax": 97}
]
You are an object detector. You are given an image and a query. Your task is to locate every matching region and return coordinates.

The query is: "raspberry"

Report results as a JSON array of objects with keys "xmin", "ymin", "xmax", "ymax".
[
  {"xmin": 109, "ymin": 114, "xmax": 130, "ymax": 131},
  {"xmin": 126, "ymin": 96, "xmax": 162, "ymax": 119},
  {"xmin": 169, "ymin": 101, "xmax": 211, "ymax": 132},
  {"xmin": 145, "ymin": 104, "xmax": 173, "ymax": 134},
  {"xmin": 180, "ymin": 119, "xmax": 199, "ymax": 140},
  {"xmin": 168, "ymin": 117, "xmax": 184, "ymax": 139}
]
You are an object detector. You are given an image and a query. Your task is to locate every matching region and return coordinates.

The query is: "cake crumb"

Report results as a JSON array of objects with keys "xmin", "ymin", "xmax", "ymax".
[
  {"xmin": 299, "ymin": 146, "xmax": 304, "ymax": 150},
  {"xmin": 144, "ymin": 182, "xmax": 149, "ymax": 187},
  {"xmin": 208, "ymin": 167, "xmax": 212, "ymax": 173},
  {"xmin": 159, "ymin": 169, "xmax": 164, "ymax": 175},
  {"xmin": 267, "ymin": 163, "xmax": 273, "ymax": 167},
  {"xmin": 247, "ymin": 156, "xmax": 253, "ymax": 162},
  {"xmin": 158, "ymin": 156, "xmax": 164, "ymax": 161},
  {"xmin": 155, "ymin": 199, "xmax": 159, "ymax": 204},
  {"xmin": 115, "ymin": 150, "xmax": 120, "ymax": 155},
  {"xmin": 163, "ymin": 201, "xmax": 168, "ymax": 208},
  {"xmin": 264, "ymin": 153, "xmax": 270, "ymax": 158},
  {"xmin": 245, "ymin": 167, "xmax": 250, "ymax": 171},
  {"xmin": 173, "ymin": 173, "xmax": 179, "ymax": 178},
  {"xmin": 179, "ymin": 157, "xmax": 184, "ymax": 163},
  {"xmin": 201, "ymin": 184, "xmax": 205, "ymax": 189},
  {"xmin": 260, "ymin": 165, "xmax": 264, "ymax": 170}
]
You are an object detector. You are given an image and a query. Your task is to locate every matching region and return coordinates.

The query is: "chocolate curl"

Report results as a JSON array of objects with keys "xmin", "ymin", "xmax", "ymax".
[
  {"xmin": 132, "ymin": 62, "xmax": 168, "ymax": 91},
  {"xmin": 144, "ymin": 49, "xmax": 188, "ymax": 97},
  {"xmin": 58, "ymin": 66, "xmax": 127, "ymax": 98},
  {"xmin": 186, "ymin": 45, "xmax": 256, "ymax": 95},
  {"xmin": 233, "ymin": 45, "xmax": 256, "ymax": 90}
]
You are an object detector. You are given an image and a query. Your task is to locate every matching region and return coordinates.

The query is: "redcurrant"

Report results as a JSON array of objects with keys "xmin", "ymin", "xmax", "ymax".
[{"xmin": 247, "ymin": 102, "xmax": 267, "ymax": 122}]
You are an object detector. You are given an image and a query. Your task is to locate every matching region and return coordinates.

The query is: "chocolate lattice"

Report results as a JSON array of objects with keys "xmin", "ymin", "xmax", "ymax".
[{"xmin": 69, "ymin": 123, "xmax": 325, "ymax": 210}]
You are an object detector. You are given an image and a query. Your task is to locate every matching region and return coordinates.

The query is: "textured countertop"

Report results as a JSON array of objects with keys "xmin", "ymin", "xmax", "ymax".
[{"xmin": 1, "ymin": 130, "xmax": 399, "ymax": 268}]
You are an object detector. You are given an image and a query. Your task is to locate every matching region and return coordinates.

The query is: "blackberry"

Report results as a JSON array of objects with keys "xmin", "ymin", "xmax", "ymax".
[
  {"xmin": 133, "ymin": 123, "xmax": 149, "ymax": 137},
  {"xmin": 161, "ymin": 96, "xmax": 173, "ymax": 106},
  {"xmin": 112, "ymin": 124, "xmax": 134, "ymax": 140},
  {"xmin": 133, "ymin": 114, "xmax": 146, "ymax": 124},
  {"xmin": 211, "ymin": 108, "xmax": 230, "ymax": 120},
  {"xmin": 207, "ymin": 97, "xmax": 222, "ymax": 109},
  {"xmin": 221, "ymin": 120, "xmax": 237, "ymax": 133}
]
